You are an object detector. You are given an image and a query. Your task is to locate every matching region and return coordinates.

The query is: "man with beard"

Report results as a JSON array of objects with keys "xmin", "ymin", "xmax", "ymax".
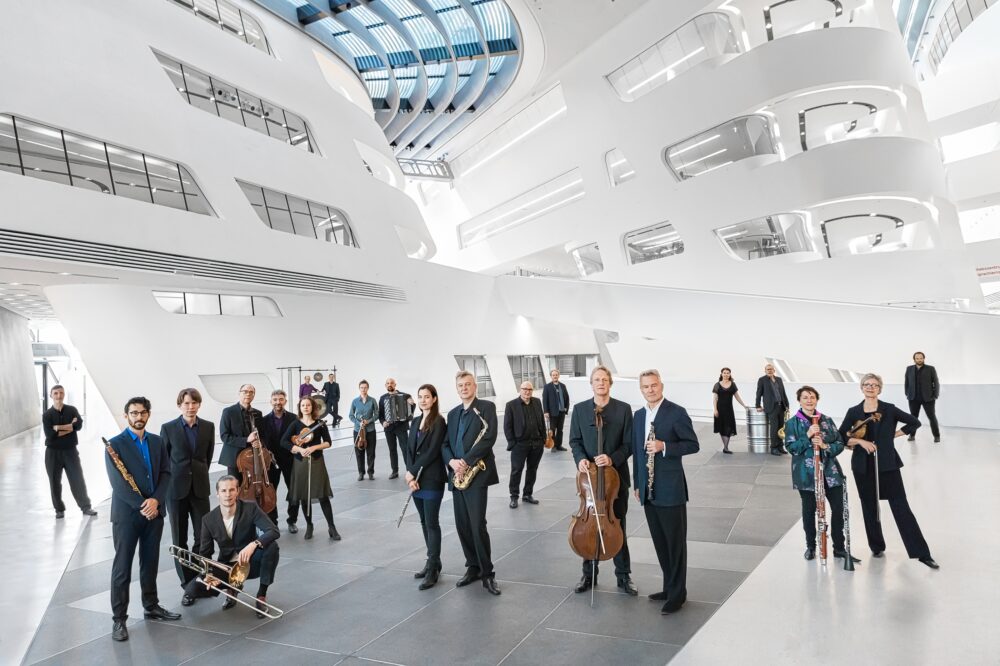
[{"xmin": 260, "ymin": 389, "xmax": 298, "ymax": 531}]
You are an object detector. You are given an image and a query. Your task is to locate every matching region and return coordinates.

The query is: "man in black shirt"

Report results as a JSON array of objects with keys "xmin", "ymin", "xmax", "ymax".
[
  {"xmin": 503, "ymin": 381, "xmax": 546, "ymax": 508},
  {"xmin": 905, "ymin": 352, "xmax": 941, "ymax": 443},
  {"xmin": 42, "ymin": 385, "xmax": 96, "ymax": 519}
]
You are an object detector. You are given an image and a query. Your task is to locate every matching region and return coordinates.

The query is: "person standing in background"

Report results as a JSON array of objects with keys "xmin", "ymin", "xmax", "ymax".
[
  {"xmin": 755, "ymin": 364, "xmax": 790, "ymax": 456},
  {"xmin": 905, "ymin": 352, "xmax": 941, "ymax": 443},
  {"xmin": 542, "ymin": 369, "xmax": 570, "ymax": 452},
  {"xmin": 43, "ymin": 384, "xmax": 96, "ymax": 519},
  {"xmin": 712, "ymin": 368, "xmax": 748, "ymax": 455},
  {"xmin": 322, "ymin": 373, "xmax": 341, "ymax": 426}
]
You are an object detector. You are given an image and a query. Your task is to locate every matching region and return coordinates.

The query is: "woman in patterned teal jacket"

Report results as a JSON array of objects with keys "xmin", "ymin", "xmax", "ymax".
[{"xmin": 784, "ymin": 385, "xmax": 859, "ymax": 565}]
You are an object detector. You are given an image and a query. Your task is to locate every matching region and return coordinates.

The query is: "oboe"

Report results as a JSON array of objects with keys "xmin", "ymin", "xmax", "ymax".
[
  {"xmin": 645, "ymin": 423, "xmax": 656, "ymax": 499},
  {"xmin": 812, "ymin": 414, "xmax": 828, "ymax": 567},
  {"xmin": 103, "ymin": 437, "xmax": 143, "ymax": 497}
]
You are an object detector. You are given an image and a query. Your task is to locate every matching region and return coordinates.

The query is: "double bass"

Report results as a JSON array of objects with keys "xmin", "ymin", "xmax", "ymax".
[
  {"xmin": 568, "ymin": 404, "xmax": 625, "ymax": 603},
  {"xmin": 236, "ymin": 420, "xmax": 276, "ymax": 515}
]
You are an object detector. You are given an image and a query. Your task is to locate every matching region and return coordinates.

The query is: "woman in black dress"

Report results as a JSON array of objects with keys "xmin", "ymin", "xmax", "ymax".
[
  {"xmin": 712, "ymin": 367, "xmax": 749, "ymax": 454},
  {"xmin": 839, "ymin": 373, "xmax": 937, "ymax": 569},
  {"xmin": 404, "ymin": 384, "xmax": 448, "ymax": 590},
  {"xmin": 282, "ymin": 396, "xmax": 340, "ymax": 540}
]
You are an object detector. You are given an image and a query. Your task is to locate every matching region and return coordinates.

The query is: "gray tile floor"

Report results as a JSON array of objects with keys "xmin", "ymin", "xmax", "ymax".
[{"xmin": 20, "ymin": 422, "xmax": 803, "ymax": 665}]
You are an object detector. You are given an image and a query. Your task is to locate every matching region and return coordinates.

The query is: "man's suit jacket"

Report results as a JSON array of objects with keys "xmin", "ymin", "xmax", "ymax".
[
  {"xmin": 503, "ymin": 396, "xmax": 546, "ymax": 450},
  {"xmin": 755, "ymin": 376, "xmax": 789, "ymax": 412},
  {"xmin": 442, "ymin": 398, "xmax": 499, "ymax": 489},
  {"xmin": 105, "ymin": 430, "xmax": 170, "ymax": 523},
  {"xmin": 260, "ymin": 410, "xmax": 297, "ymax": 468},
  {"xmin": 569, "ymin": 397, "xmax": 633, "ymax": 495},
  {"xmin": 542, "ymin": 381, "xmax": 570, "ymax": 416},
  {"xmin": 198, "ymin": 499, "xmax": 279, "ymax": 563},
  {"xmin": 322, "ymin": 381, "xmax": 340, "ymax": 407},
  {"xmin": 904, "ymin": 364, "xmax": 940, "ymax": 402},
  {"xmin": 219, "ymin": 403, "xmax": 261, "ymax": 467},
  {"xmin": 632, "ymin": 401, "xmax": 700, "ymax": 507},
  {"xmin": 159, "ymin": 416, "xmax": 215, "ymax": 502},
  {"xmin": 405, "ymin": 415, "xmax": 448, "ymax": 492}
]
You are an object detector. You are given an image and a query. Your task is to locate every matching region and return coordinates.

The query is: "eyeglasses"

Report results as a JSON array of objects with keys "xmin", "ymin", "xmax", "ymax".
[
  {"xmin": 127, "ymin": 410, "xmax": 150, "ymax": 417},
  {"xmin": 520, "ymin": 388, "xmax": 534, "ymax": 392},
  {"xmin": 861, "ymin": 383, "xmax": 880, "ymax": 389}
]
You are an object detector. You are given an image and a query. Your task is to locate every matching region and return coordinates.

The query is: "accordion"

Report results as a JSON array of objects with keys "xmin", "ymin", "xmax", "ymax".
[{"xmin": 386, "ymin": 393, "xmax": 412, "ymax": 423}]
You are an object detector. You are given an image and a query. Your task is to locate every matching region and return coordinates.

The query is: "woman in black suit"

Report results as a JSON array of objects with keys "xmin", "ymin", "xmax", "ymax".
[
  {"xmin": 839, "ymin": 373, "xmax": 938, "ymax": 569},
  {"xmin": 404, "ymin": 384, "xmax": 448, "ymax": 590}
]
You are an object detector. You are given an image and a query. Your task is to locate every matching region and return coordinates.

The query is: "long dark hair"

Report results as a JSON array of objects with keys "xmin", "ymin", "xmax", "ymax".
[
  {"xmin": 297, "ymin": 395, "xmax": 319, "ymax": 419},
  {"xmin": 718, "ymin": 367, "xmax": 733, "ymax": 382},
  {"xmin": 417, "ymin": 383, "xmax": 440, "ymax": 432}
]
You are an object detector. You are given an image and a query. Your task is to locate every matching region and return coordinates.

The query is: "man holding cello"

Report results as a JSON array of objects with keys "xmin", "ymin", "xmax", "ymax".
[{"xmin": 568, "ymin": 365, "xmax": 637, "ymax": 596}]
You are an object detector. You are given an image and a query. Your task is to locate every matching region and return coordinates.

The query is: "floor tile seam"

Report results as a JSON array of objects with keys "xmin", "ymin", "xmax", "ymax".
[
  {"xmin": 541, "ymin": 626, "xmax": 684, "ymax": 648},
  {"xmin": 175, "ymin": 638, "xmax": 235, "ymax": 665},
  {"xmin": 496, "ymin": 590, "xmax": 573, "ymax": 665},
  {"xmin": 244, "ymin": 635, "xmax": 345, "ymax": 656},
  {"xmin": 348, "ymin": 585, "xmax": 459, "ymax": 657},
  {"xmin": 492, "ymin": 530, "xmax": 545, "ymax": 565},
  {"xmin": 348, "ymin": 656, "xmax": 408, "ymax": 666}
]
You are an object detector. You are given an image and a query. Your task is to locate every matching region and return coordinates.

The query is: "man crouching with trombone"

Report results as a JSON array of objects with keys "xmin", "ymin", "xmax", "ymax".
[{"xmin": 173, "ymin": 475, "xmax": 281, "ymax": 618}]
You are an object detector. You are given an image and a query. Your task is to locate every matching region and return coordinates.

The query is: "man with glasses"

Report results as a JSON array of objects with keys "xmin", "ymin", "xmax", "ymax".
[
  {"xmin": 105, "ymin": 397, "xmax": 180, "ymax": 642},
  {"xmin": 503, "ymin": 381, "xmax": 547, "ymax": 508},
  {"xmin": 220, "ymin": 384, "xmax": 263, "ymax": 478},
  {"xmin": 755, "ymin": 363, "xmax": 790, "ymax": 456},
  {"xmin": 543, "ymin": 369, "xmax": 571, "ymax": 452}
]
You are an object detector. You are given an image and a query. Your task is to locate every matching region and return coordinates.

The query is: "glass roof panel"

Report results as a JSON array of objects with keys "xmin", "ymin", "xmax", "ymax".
[{"xmin": 473, "ymin": 0, "xmax": 514, "ymax": 42}]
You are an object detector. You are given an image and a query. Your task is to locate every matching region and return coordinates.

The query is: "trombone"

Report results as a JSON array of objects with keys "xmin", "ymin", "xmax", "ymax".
[{"xmin": 168, "ymin": 545, "xmax": 284, "ymax": 619}]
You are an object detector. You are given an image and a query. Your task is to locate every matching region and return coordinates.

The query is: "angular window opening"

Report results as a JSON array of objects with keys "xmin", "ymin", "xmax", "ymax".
[
  {"xmin": 665, "ymin": 115, "xmax": 776, "ymax": 180},
  {"xmin": 624, "ymin": 222, "xmax": 684, "ymax": 265},
  {"xmin": 166, "ymin": 0, "xmax": 273, "ymax": 55},
  {"xmin": 605, "ymin": 148, "xmax": 636, "ymax": 187},
  {"xmin": 765, "ymin": 357, "xmax": 798, "ymax": 382},
  {"xmin": 568, "ymin": 242, "xmax": 603, "ymax": 276},
  {"xmin": 454, "ymin": 355, "xmax": 495, "ymax": 397},
  {"xmin": 798, "ymin": 102, "xmax": 878, "ymax": 151},
  {"xmin": 154, "ymin": 291, "xmax": 282, "ymax": 317},
  {"xmin": 508, "ymin": 355, "xmax": 545, "ymax": 392},
  {"xmin": 764, "ymin": 0, "xmax": 844, "ymax": 42},
  {"xmin": 820, "ymin": 213, "xmax": 907, "ymax": 258},
  {"xmin": 237, "ymin": 180, "xmax": 359, "ymax": 248},
  {"xmin": 548, "ymin": 354, "xmax": 599, "ymax": 377},
  {"xmin": 715, "ymin": 213, "xmax": 814, "ymax": 260}
]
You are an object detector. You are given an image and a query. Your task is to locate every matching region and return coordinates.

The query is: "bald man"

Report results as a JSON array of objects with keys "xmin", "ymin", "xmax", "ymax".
[{"xmin": 379, "ymin": 378, "xmax": 414, "ymax": 479}]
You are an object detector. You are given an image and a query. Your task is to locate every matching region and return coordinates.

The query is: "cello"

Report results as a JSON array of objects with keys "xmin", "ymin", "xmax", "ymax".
[
  {"xmin": 236, "ymin": 421, "xmax": 277, "ymax": 515},
  {"xmin": 568, "ymin": 403, "xmax": 625, "ymax": 604}
]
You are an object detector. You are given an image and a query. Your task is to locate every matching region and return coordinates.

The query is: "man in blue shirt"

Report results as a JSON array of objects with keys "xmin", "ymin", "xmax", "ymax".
[{"xmin": 105, "ymin": 396, "xmax": 180, "ymax": 642}]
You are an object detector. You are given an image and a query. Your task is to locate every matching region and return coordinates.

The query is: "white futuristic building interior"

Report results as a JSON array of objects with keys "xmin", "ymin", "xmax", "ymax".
[{"xmin": 2, "ymin": 0, "xmax": 999, "ymax": 664}]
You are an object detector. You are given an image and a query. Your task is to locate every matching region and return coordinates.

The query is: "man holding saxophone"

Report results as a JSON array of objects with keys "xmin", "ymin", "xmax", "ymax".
[
  {"xmin": 633, "ymin": 370, "xmax": 699, "ymax": 615},
  {"xmin": 443, "ymin": 371, "xmax": 501, "ymax": 596}
]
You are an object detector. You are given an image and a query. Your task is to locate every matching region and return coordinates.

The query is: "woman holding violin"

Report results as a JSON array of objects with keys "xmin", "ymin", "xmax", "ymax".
[
  {"xmin": 838, "ymin": 373, "xmax": 938, "ymax": 569},
  {"xmin": 281, "ymin": 396, "xmax": 340, "ymax": 541},
  {"xmin": 403, "ymin": 384, "xmax": 447, "ymax": 590}
]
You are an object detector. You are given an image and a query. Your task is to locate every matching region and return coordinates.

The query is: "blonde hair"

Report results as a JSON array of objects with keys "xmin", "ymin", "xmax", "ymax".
[
  {"xmin": 859, "ymin": 373, "xmax": 883, "ymax": 389},
  {"xmin": 590, "ymin": 365, "xmax": 613, "ymax": 384}
]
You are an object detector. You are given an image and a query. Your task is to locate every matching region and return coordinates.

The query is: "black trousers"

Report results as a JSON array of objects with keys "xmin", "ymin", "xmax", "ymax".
[
  {"xmin": 509, "ymin": 441, "xmax": 544, "ymax": 498},
  {"xmin": 908, "ymin": 400, "xmax": 940, "ymax": 438},
  {"xmin": 167, "ymin": 493, "xmax": 210, "ymax": 585},
  {"xmin": 644, "ymin": 503, "xmax": 686, "ymax": 602},
  {"xmin": 583, "ymin": 492, "xmax": 631, "ymax": 579},
  {"xmin": 766, "ymin": 405, "xmax": 786, "ymax": 450},
  {"xmin": 550, "ymin": 413, "xmax": 567, "ymax": 448},
  {"xmin": 384, "ymin": 425, "xmax": 407, "ymax": 473},
  {"xmin": 452, "ymin": 485, "xmax": 493, "ymax": 577},
  {"xmin": 354, "ymin": 432, "xmax": 376, "ymax": 475},
  {"xmin": 414, "ymin": 495, "xmax": 443, "ymax": 565},
  {"xmin": 268, "ymin": 459, "xmax": 299, "ymax": 525},
  {"xmin": 111, "ymin": 512, "xmax": 164, "ymax": 621},
  {"xmin": 45, "ymin": 447, "xmax": 92, "ymax": 512},
  {"xmin": 182, "ymin": 541, "xmax": 279, "ymax": 598},
  {"xmin": 798, "ymin": 485, "xmax": 846, "ymax": 552},
  {"xmin": 854, "ymin": 457, "xmax": 930, "ymax": 559}
]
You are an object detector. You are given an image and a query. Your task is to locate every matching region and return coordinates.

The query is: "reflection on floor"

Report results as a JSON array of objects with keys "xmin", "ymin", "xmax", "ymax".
[{"xmin": 20, "ymin": 422, "xmax": 803, "ymax": 665}]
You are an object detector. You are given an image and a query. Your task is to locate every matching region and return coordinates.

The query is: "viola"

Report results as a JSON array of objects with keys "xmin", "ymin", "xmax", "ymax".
[
  {"xmin": 236, "ymin": 424, "xmax": 276, "ymax": 514},
  {"xmin": 568, "ymin": 404, "xmax": 625, "ymax": 563},
  {"xmin": 848, "ymin": 412, "xmax": 882, "ymax": 440}
]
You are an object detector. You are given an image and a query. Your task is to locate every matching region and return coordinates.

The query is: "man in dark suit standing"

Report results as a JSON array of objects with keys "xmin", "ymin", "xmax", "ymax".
[
  {"xmin": 503, "ymin": 381, "xmax": 546, "ymax": 508},
  {"xmin": 633, "ymin": 370, "xmax": 699, "ymax": 615},
  {"xmin": 261, "ymin": 389, "xmax": 298, "ymax": 531},
  {"xmin": 569, "ymin": 365, "xmax": 636, "ymax": 595},
  {"xmin": 184, "ymin": 475, "xmax": 280, "ymax": 618},
  {"xmin": 105, "ymin": 396, "xmax": 180, "ymax": 642},
  {"xmin": 905, "ymin": 351, "xmax": 940, "ymax": 443},
  {"xmin": 542, "ymin": 369, "xmax": 570, "ymax": 452},
  {"xmin": 159, "ymin": 388, "xmax": 215, "ymax": 602},
  {"xmin": 322, "ymin": 373, "xmax": 341, "ymax": 426},
  {"xmin": 755, "ymin": 363, "xmax": 790, "ymax": 456},
  {"xmin": 219, "ymin": 384, "xmax": 263, "ymax": 478},
  {"xmin": 443, "ymin": 371, "xmax": 501, "ymax": 596}
]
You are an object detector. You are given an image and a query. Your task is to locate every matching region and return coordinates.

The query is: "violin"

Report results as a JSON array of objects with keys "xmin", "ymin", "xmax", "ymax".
[
  {"xmin": 568, "ymin": 405, "xmax": 625, "ymax": 564},
  {"xmin": 291, "ymin": 421, "xmax": 324, "ymax": 456},
  {"xmin": 847, "ymin": 411, "xmax": 882, "ymax": 441},
  {"xmin": 236, "ymin": 422, "xmax": 276, "ymax": 514}
]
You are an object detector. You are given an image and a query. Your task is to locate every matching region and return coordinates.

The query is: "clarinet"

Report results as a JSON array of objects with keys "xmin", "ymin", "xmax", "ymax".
[
  {"xmin": 812, "ymin": 414, "xmax": 828, "ymax": 567},
  {"xmin": 645, "ymin": 423, "xmax": 656, "ymax": 499},
  {"xmin": 103, "ymin": 437, "xmax": 143, "ymax": 497}
]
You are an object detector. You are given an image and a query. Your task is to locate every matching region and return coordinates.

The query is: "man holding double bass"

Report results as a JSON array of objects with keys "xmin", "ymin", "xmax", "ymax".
[{"xmin": 568, "ymin": 365, "xmax": 636, "ymax": 595}]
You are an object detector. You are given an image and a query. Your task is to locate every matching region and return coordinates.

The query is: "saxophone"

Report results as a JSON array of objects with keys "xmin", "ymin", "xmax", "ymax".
[
  {"xmin": 645, "ymin": 423, "xmax": 656, "ymax": 499},
  {"xmin": 103, "ymin": 437, "xmax": 143, "ymax": 497},
  {"xmin": 453, "ymin": 407, "xmax": 490, "ymax": 490}
]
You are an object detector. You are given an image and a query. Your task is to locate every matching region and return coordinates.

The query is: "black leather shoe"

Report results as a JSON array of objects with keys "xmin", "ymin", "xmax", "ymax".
[
  {"xmin": 661, "ymin": 599, "xmax": 685, "ymax": 614},
  {"xmin": 833, "ymin": 551, "xmax": 862, "ymax": 564},
  {"xmin": 522, "ymin": 495, "xmax": 539, "ymax": 505},
  {"xmin": 111, "ymin": 621, "xmax": 128, "ymax": 642},
  {"xmin": 329, "ymin": 524, "xmax": 341, "ymax": 540},
  {"xmin": 722, "ymin": 449, "xmax": 733, "ymax": 454},
  {"xmin": 304, "ymin": 524, "xmax": 314, "ymax": 540},
  {"xmin": 222, "ymin": 595, "xmax": 237, "ymax": 610},
  {"xmin": 181, "ymin": 594, "xmax": 195, "ymax": 607},
  {"xmin": 456, "ymin": 569, "xmax": 482, "ymax": 587},
  {"xmin": 144, "ymin": 605, "xmax": 181, "ymax": 621},
  {"xmin": 770, "ymin": 449, "xmax": 782, "ymax": 456},
  {"xmin": 55, "ymin": 511, "xmax": 65, "ymax": 519},
  {"xmin": 574, "ymin": 576, "xmax": 594, "ymax": 593},
  {"xmin": 83, "ymin": 508, "xmax": 98, "ymax": 516},
  {"xmin": 648, "ymin": 591, "xmax": 668, "ymax": 601},
  {"xmin": 483, "ymin": 576, "xmax": 501, "ymax": 596},
  {"xmin": 414, "ymin": 561, "xmax": 430, "ymax": 579},
  {"xmin": 804, "ymin": 548, "xmax": 815, "ymax": 560},
  {"xmin": 779, "ymin": 447, "xmax": 789, "ymax": 455},
  {"xmin": 255, "ymin": 596, "xmax": 268, "ymax": 619},
  {"xmin": 617, "ymin": 577, "xmax": 638, "ymax": 596},
  {"xmin": 907, "ymin": 435, "xmax": 915, "ymax": 441},
  {"xmin": 419, "ymin": 565, "xmax": 440, "ymax": 591},
  {"xmin": 554, "ymin": 446, "xmax": 567, "ymax": 451},
  {"xmin": 357, "ymin": 474, "xmax": 364, "ymax": 481},
  {"xmin": 933, "ymin": 437, "xmax": 940, "ymax": 443},
  {"xmin": 287, "ymin": 522, "xmax": 298, "ymax": 534},
  {"xmin": 872, "ymin": 550, "xmax": 884, "ymax": 558},
  {"xmin": 389, "ymin": 471, "xmax": 399, "ymax": 479},
  {"xmin": 919, "ymin": 558, "xmax": 940, "ymax": 569},
  {"xmin": 509, "ymin": 497, "xmax": 518, "ymax": 509},
  {"xmin": 368, "ymin": 473, "xmax": 374, "ymax": 480}
]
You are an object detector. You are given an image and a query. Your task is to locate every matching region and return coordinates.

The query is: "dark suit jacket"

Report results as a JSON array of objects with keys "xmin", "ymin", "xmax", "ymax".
[
  {"xmin": 838, "ymin": 400, "xmax": 920, "ymax": 475},
  {"xmin": 405, "ymin": 415, "xmax": 447, "ymax": 492},
  {"xmin": 159, "ymin": 416, "xmax": 215, "ymax": 502},
  {"xmin": 904, "ymin": 364, "xmax": 939, "ymax": 402},
  {"xmin": 442, "ymin": 398, "xmax": 499, "ymax": 489},
  {"xmin": 322, "ymin": 381, "xmax": 340, "ymax": 407},
  {"xmin": 219, "ymin": 403, "xmax": 262, "ymax": 467},
  {"xmin": 542, "ymin": 381, "xmax": 570, "ymax": 416},
  {"xmin": 503, "ymin": 396, "xmax": 546, "ymax": 450},
  {"xmin": 260, "ymin": 410, "xmax": 297, "ymax": 468},
  {"xmin": 569, "ymin": 397, "xmax": 633, "ymax": 495},
  {"xmin": 755, "ymin": 376, "xmax": 789, "ymax": 412},
  {"xmin": 105, "ymin": 430, "xmax": 170, "ymax": 523},
  {"xmin": 198, "ymin": 500, "xmax": 279, "ymax": 563},
  {"xmin": 632, "ymin": 401, "xmax": 699, "ymax": 507}
]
